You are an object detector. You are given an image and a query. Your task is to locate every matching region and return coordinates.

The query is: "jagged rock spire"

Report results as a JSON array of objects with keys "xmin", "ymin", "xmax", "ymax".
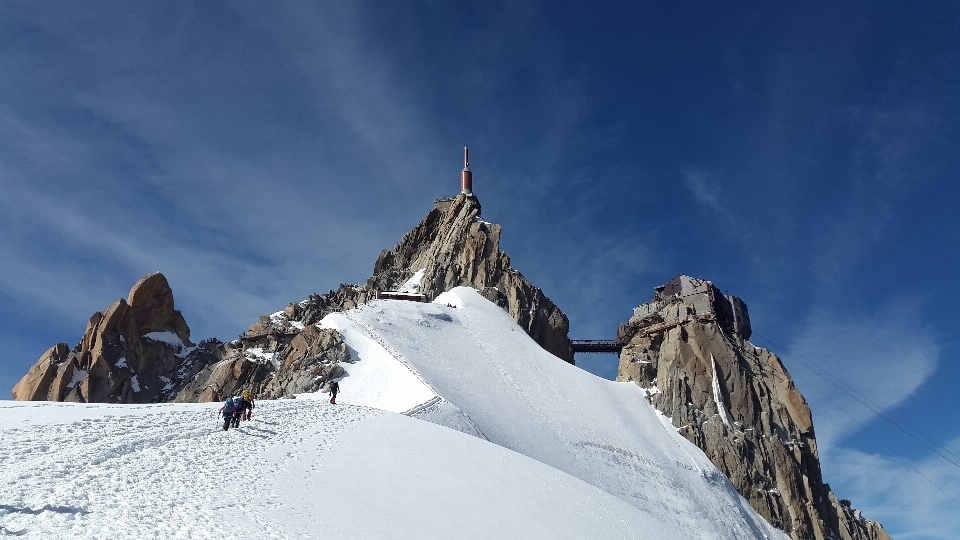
[
  {"xmin": 367, "ymin": 194, "xmax": 573, "ymax": 362},
  {"xmin": 618, "ymin": 286, "xmax": 892, "ymax": 540},
  {"xmin": 12, "ymin": 273, "xmax": 218, "ymax": 403}
]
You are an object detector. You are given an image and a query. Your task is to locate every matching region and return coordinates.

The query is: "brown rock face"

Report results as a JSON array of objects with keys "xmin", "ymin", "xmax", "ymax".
[
  {"xmin": 617, "ymin": 288, "xmax": 892, "ymax": 540},
  {"xmin": 174, "ymin": 314, "xmax": 350, "ymax": 402},
  {"xmin": 366, "ymin": 194, "xmax": 573, "ymax": 362},
  {"xmin": 260, "ymin": 326, "xmax": 349, "ymax": 399},
  {"xmin": 12, "ymin": 343, "xmax": 71, "ymax": 401},
  {"xmin": 172, "ymin": 351, "xmax": 274, "ymax": 403},
  {"xmin": 12, "ymin": 273, "xmax": 220, "ymax": 403}
]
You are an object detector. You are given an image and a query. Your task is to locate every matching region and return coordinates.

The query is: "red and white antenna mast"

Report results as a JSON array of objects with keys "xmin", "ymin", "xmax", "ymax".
[{"xmin": 460, "ymin": 145, "xmax": 473, "ymax": 195}]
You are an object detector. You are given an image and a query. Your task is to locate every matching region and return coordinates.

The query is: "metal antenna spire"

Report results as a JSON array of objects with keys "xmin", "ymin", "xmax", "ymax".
[{"xmin": 460, "ymin": 146, "xmax": 473, "ymax": 195}]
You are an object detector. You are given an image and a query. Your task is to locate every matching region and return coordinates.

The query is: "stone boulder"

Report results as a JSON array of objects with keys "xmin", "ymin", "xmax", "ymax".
[
  {"xmin": 617, "ymin": 290, "xmax": 892, "ymax": 540},
  {"xmin": 12, "ymin": 273, "xmax": 219, "ymax": 403}
]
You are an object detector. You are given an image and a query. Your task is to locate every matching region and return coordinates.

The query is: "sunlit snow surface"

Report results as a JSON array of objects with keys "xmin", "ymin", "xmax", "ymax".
[{"xmin": 0, "ymin": 287, "xmax": 787, "ymax": 539}]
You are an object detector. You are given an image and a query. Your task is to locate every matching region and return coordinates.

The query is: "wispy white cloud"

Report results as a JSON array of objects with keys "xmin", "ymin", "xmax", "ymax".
[
  {"xmin": 684, "ymin": 168, "xmax": 736, "ymax": 225},
  {"xmin": 785, "ymin": 301, "xmax": 939, "ymax": 451},
  {"xmin": 825, "ymin": 442, "xmax": 960, "ymax": 540},
  {"xmin": 773, "ymin": 296, "xmax": 953, "ymax": 540},
  {"xmin": 0, "ymin": 3, "xmax": 453, "ymax": 353}
]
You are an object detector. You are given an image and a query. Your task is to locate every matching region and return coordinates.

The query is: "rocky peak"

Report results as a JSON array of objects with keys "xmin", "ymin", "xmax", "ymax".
[
  {"xmin": 125, "ymin": 273, "xmax": 189, "ymax": 340},
  {"xmin": 12, "ymin": 272, "xmax": 218, "ymax": 403},
  {"xmin": 367, "ymin": 194, "xmax": 573, "ymax": 362},
  {"xmin": 174, "ymin": 193, "xmax": 574, "ymax": 403},
  {"xmin": 617, "ymin": 277, "xmax": 892, "ymax": 540}
]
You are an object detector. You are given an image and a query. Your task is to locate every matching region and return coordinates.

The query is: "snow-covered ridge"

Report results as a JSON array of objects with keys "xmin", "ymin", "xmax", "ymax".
[
  {"xmin": 2, "ymin": 287, "xmax": 787, "ymax": 539},
  {"xmin": 317, "ymin": 287, "xmax": 787, "ymax": 540}
]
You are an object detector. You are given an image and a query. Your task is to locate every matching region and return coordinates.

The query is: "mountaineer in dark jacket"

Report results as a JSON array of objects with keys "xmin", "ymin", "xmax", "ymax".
[{"xmin": 329, "ymin": 380, "xmax": 340, "ymax": 405}]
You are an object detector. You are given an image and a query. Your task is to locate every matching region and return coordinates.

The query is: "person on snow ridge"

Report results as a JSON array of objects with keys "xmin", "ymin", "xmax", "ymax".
[
  {"xmin": 230, "ymin": 395, "xmax": 244, "ymax": 428},
  {"xmin": 219, "ymin": 397, "xmax": 237, "ymax": 431},
  {"xmin": 241, "ymin": 390, "xmax": 255, "ymax": 421},
  {"xmin": 329, "ymin": 380, "xmax": 340, "ymax": 405}
]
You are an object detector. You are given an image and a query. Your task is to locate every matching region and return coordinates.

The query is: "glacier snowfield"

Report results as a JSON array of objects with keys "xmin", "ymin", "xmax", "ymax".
[{"xmin": 1, "ymin": 287, "xmax": 787, "ymax": 539}]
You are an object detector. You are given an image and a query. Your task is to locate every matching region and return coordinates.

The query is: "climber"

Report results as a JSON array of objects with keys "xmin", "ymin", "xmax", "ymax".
[
  {"xmin": 329, "ymin": 380, "xmax": 340, "ymax": 405},
  {"xmin": 240, "ymin": 390, "xmax": 255, "ymax": 421},
  {"xmin": 230, "ymin": 395, "xmax": 244, "ymax": 428},
  {"xmin": 219, "ymin": 397, "xmax": 237, "ymax": 431}
]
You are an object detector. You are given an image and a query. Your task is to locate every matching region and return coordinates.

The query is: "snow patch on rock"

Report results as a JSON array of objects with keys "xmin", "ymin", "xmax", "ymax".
[
  {"xmin": 711, "ymin": 354, "xmax": 737, "ymax": 432},
  {"xmin": 143, "ymin": 331, "xmax": 195, "ymax": 358},
  {"xmin": 397, "ymin": 268, "xmax": 426, "ymax": 293}
]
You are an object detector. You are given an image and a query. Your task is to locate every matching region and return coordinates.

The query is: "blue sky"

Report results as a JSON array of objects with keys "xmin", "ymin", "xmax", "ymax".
[{"xmin": 1, "ymin": 1, "xmax": 958, "ymax": 537}]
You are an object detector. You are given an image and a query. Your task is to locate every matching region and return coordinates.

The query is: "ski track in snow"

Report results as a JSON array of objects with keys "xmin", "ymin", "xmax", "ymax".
[{"xmin": 0, "ymin": 401, "xmax": 380, "ymax": 539}]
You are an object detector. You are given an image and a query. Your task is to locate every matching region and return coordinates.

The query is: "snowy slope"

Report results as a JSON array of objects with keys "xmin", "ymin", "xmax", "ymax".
[
  {"xmin": 323, "ymin": 287, "xmax": 787, "ymax": 540},
  {"xmin": 1, "ymin": 287, "xmax": 788, "ymax": 539},
  {"xmin": 1, "ymin": 400, "xmax": 691, "ymax": 539}
]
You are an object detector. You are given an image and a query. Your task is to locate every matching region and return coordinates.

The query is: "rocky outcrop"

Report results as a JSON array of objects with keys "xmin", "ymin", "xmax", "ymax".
[
  {"xmin": 12, "ymin": 343, "xmax": 73, "ymax": 401},
  {"xmin": 173, "ymin": 312, "xmax": 350, "ymax": 403},
  {"xmin": 172, "ymin": 348, "xmax": 274, "ymax": 403},
  {"xmin": 260, "ymin": 325, "xmax": 349, "ymax": 399},
  {"xmin": 283, "ymin": 284, "xmax": 375, "ymax": 327},
  {"xmin": 12, "ymin": 273, "xmax": 219, "ymax": 403},
  {"xmin": 617, "ymin": 287, "xmax": 892, "ymax": 540},
  {"xmin": 367, "ymin": 194, "xmax": 573, "ymax": 362}
]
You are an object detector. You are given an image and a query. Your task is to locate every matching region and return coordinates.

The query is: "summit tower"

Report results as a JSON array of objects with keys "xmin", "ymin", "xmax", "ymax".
[{"xmin": 460, "ymin": 146, "xmax": 473, "ymax": 195}]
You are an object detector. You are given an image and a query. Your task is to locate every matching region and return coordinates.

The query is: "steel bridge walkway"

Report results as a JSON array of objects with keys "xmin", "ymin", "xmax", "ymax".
[{"xmin": 570, "ymin": 340, "xmax": 622, "ymax": 353}]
